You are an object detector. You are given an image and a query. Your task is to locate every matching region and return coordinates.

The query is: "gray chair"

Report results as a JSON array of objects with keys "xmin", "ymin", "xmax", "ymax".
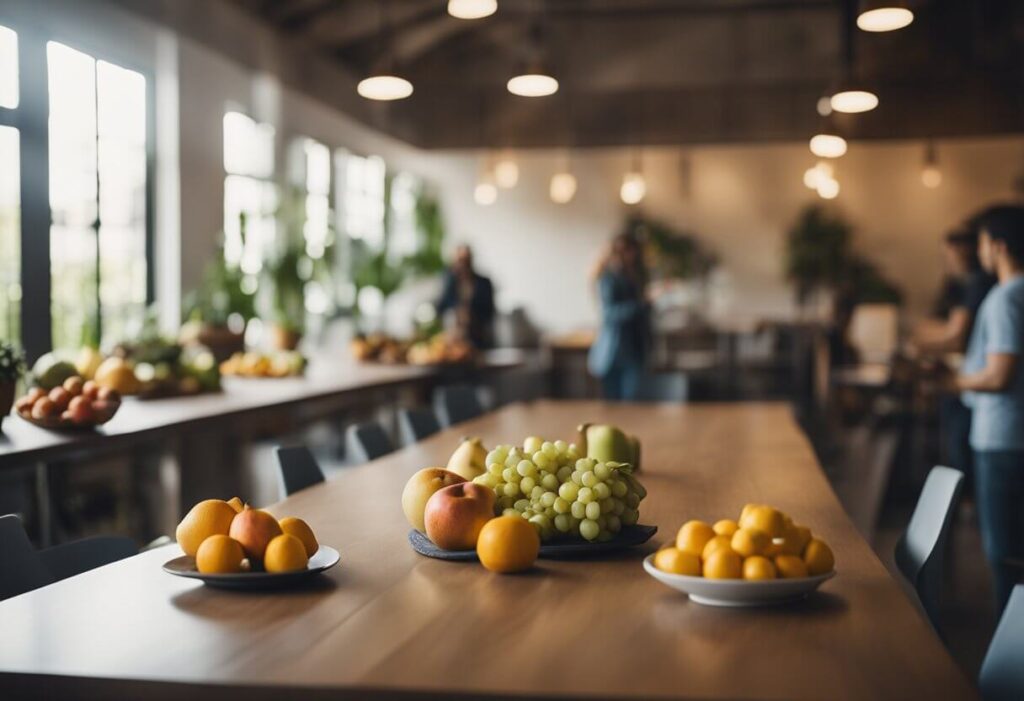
[
  {"xmin": 399, "ymin": 407, "xmax": 441, "ymax": 445},
  {"xmin": 980, "ymin": 584, "xmax": 1024, "ymax": 701},
  {"xmin": 276, "ymin": 446, "xmax": 326, "ymax": 496},
  {"xmin": 635, "ymin": 372, "xmax": 689, "ymax": 402},
  {"xmin": 894, "ymin": 465, "xmax": 964, "ymax": 631},
  {"xmin": 435, "ymin": 385, "xmax": 484, "ymax": 427},
  {"xmin": 346, "ymin": 422, "xmax": 395, "ymax": 463},
  {"xmin": 39, "ymin": 535, "xmax": 139, "ymax": 581}
]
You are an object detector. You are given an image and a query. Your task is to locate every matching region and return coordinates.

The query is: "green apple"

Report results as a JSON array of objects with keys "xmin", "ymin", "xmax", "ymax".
[{"xmin": 577, "ymin": 423, "xmax": 641, "ymax": 471}]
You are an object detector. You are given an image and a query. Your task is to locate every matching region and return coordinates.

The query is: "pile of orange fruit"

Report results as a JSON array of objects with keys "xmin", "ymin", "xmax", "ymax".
[
  {"xmin": 175, "ymin": 497, "xmax": 319, "ymax": 574},
  {"xmin": 654, "ymin": 504, "xmax": 835, "ymax": 580}
]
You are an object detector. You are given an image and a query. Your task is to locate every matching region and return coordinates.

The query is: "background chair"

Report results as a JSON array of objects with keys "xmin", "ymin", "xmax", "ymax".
[
  {"xmin": 276, "ymin": 446, "xmax": 326, "ymax": 496},
  {"xmin": 894, "ymin": 465, "xmax": 964, "ymax": 631},
  {"xmin": 434, "ymin": 385, "xmax": 484, "ymax": 427},
  {"xmin": 635, "ymin": 372, "xmax": 689, "ymax": 402},
  {"xmin": 345, "ymin": 422, "xmax": 395, "ymax": 463},
  {"xmin": 399, "ymin": 407, "xmax": 441, "ymax": 445},
  {"xmin": 980, "ymin": 584, "xmax": 1024, "ymax": 701},
  {"xmin": 38, "ymin": 535, "xmax": 138, "ymax": 581}
]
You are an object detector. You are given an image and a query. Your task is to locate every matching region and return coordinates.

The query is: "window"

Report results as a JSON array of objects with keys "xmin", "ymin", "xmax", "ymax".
[
  {"xmin": 0, "ymin": 24, "xmax": 19, "ymax": 344},
  {"xmin": 388, "ymin": 171, "xmax": 421, "ymax": 261},
  {"xmin": 223, "ymin": 111, "xmax": 276, "ymax": 275},
  {"xmin": 0, "ymin": 24, "xmax": 17, "ymax": 110},
  {"xmin": 48, "ymin": 41, "xmax": 148, "ymax": 349},
  {"xmin": 335, "ymin": 150, "xmax": 385, "ymax": 250},
  {"xmin": 291, "ymin": 137, "xmax": 333, "ymax": 317}
]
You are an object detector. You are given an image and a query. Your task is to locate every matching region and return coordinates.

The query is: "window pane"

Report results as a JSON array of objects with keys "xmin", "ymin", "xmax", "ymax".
[
  {"xmin": 224, "ymin": 111, "xmax": 274, "ymax": 178},
  {"xmin": 0, "ymin": 25, "xmax": 17, "ymax": 109},
  {"xmin": 0, "ymin": 125, "xmax": 20, "ymax": 343},
  {"xmin": 336, "ymin": 151, "xmax": 386, "ymax": 250}
]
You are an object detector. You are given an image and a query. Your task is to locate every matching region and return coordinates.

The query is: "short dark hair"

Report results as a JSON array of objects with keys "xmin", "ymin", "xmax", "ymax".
[
  {"xmin": 978, "ymin": 205, "xmax": 1024, "ymax": 264},
  {"xmin": 945, "ymin": 227, "xmax": 981, "ymax": 270}
]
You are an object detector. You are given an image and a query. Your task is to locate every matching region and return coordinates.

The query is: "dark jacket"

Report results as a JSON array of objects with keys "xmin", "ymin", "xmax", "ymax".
[
  {"xmin": 587, "ymin": 270, "xmax": 651, "ymax": 376},
  {"xmin": 437, "ymin": 271, "xmax": 496, "ymax": 348}
]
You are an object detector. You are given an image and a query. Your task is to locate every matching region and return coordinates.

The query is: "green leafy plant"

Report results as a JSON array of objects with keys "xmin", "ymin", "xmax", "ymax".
[
  {"xmin": 182, "ymin": 232, "xmax": 256, "ymax": 328},
  {"xmin": 625, "ymin": 215, "xmax": 717, "ymax": 280},
  {"xmin": 0, "ymin": 341, "xmax": 25, "ymax": 383},
  {"xmin": 403, "ymin": 195, "xmax": 446, "ymax": 277}
]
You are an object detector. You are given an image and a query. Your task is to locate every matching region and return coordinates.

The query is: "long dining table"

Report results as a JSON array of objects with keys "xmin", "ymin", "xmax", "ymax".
[{"xmin": 0, "ymin": 401, "xmax": 977, "ymax": 700}]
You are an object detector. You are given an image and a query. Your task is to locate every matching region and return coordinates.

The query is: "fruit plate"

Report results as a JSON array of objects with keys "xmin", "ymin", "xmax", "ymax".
[
  {"xmin": 162, "ymin": 546, "xmax": 340, "ymax": 590},
  {"xmin": 642, "ymin": 554, "xmax": 836, "ymax": 607},
  {"xmin": 408, "ymin": 524, "xmax": 657, "ymax": 561},
  {"xmin": 16, "ymin": 405, "xmax": 119, "ymax": 431}
]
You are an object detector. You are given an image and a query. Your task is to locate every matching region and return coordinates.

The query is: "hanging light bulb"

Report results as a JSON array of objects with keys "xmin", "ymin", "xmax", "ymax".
[
  {"xmin": 809, "ymin": 133, "xmax": 848, "ymax": 159},
  {"xmin": 830, "ymin": 89, "xmax": 879, "ymax": 114},
  {"xmin": 357, "ymin": 74, "xmax": 413, "ymax": 101},
  {"xmin": 494, "ymin": 153, "xmax": 519, "ymax": 188},
  {"xmin": 803, "ymin": 161, "xmax": 834, "ymax": 190},
  {"xmin": 550, "ymin": 172, "xmax": 577, "ymax": 204},
  {"xmin": 921, "ymin": 141, "xmax": 942, "ymax": 188},
  {"xmin": 620, "ymin": 150, "xmax": 646, "ymax": 205},
  {"xmin": 474, "ymin": 160, "xmax": 498, "ymax": 205},
  {"xmin": 817, "ymin": 177, "xmax": 840, "ymax": 200},
  {"xmin": 507, "ymin": 71, "xmax": 558, "ymax": 97},
  {"xmin": 857, "ymin": 1, "xmax": 914, "ymax": 32},
  {"xmin": 447, "ymin": 0, "xmax": 497, "ymax": 20}
]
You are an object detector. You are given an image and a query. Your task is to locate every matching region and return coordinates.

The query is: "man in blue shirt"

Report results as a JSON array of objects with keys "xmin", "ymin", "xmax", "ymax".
[{"xmin": 958, "ymin": 204, "xmax": 1024, "ymax": 614}]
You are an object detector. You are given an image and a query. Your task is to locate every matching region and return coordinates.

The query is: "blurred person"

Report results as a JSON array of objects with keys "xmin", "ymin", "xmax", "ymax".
[
  {"xmin": 588, "ymin": 233, "xmax": 652, "ymax": 400},
  {"xmin": 955, "ymin": 204, "xmax": 1024, "ymax": 615},
  {"xmin": 436, "ymin": 244, "xmax": 496, "ymax": 349}
]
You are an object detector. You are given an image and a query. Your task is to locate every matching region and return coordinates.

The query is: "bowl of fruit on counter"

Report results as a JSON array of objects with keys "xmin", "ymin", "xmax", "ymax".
[
  {"xmin": 15, "ymin": 376, "xmax": 121, "ymax": 430},
  {"xmin": 220, "ymin": 350, "xmax": 306, "ymax": 378},
  {"xmin": 402, "ymin": 424, "xmax": 656, "ymax": 573},
  {"xmin": 644, "ymin": 505, "xmax": 836, "ymax": 606}
]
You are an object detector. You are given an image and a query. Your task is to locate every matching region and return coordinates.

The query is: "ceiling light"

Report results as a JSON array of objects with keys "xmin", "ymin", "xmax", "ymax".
[
  {"xmin": 494, "ymin": 156, "xmax": 519, "ymax": 188},
  {"xmin": 803, "ymin": 161, "xmax": 834, "ymax": 190},
  {"xmin": 507, "ymin": 72, "xmax": 558, "ymax": 97},
  {"xmin": 447, "ymin": 0, "xmax": 497, "ymax": 20},
  {"xmin": 816, "ymin": 96, "xmax": 833, "ymax": 117},
  {"xmin": 357, "ymin": 74, "xmax": 413, "ymax": 101},
  {"xmin": 474, "ymin": 181, "xmax": 497, "ymax": 206},
  {"xmin": 620, "ymin": 172, "xmax": 646, "ymax": 205},
  {"xmin": 550, "ymin": 172, "xmax": 577, "ymax": 204},
  {"xmin": 921, "ymin": 141, "xmax": 942, "ymax": 188},
  {"xmin": 817, "ymin": 177, "xmax": 840, "ymax": 200},
  {"xmin": 857, "ymin": 2, "xmax": 914, "ymax": 32},
  {"xmin": 809, "ymin": 134, "xmax": 848, "ymax": 159},
  {"xmin": 830, "ymin": 89, "xmax": 878, "ymax": 114}
]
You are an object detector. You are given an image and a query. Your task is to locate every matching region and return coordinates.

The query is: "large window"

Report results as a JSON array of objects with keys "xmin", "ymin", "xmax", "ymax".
[
  {"xmin": 223, "ymin": 110, "xmax": 276, "ymax": 275},
  {"xmin": 335, "ymin": 150, "xmax": 386, "ymax": 250},
  {"xmin": 48, "ymin": 41, "xmax": 148, "ymax": 349},
  {"xmin": 0, "ymin": 26, "xmax": 20, "ymax": 344}
]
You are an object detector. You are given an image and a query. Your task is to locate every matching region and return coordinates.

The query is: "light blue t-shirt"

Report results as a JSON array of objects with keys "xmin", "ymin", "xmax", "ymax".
[{"xmin": 962, "ymin": 275, "xmax": 1024, "ymax": 450}]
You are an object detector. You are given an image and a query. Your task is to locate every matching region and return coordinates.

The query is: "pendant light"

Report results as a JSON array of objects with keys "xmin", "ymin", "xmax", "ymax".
[
  {"xmin": 474, "ymin": 158, "xmax": 498, "ymax": 205},
  {"xmin": 921, "ymin": 141, "xmax": 942, "ymax": 189},
  {"xmin": 448, "ymin": 0, "xmax": 497, "ymax": 20},
  {"xmin": 830, "ymin": 88, "xmax": 878, "ymax": 114},
  {"xmin": 817, "ymin": 176, "xmax": 840, "ymax": 200},
  {"xmin": 508, "ymin": 11, "xmax": 558, "ymax": 97},
  {"xmin": 830, "ymin": 7, "xmax": 877, "ymax": 114},
  {"xmin": 358, "ymin": 2, "xmax": 413, "ymax": 101},
  {"xmin": 494, "ymin": 151, "xmax": 519, "ymax": 189},
  {"xmin": 550, "ymin": 151, "xmax": 577, "ymax": 204},
  {"xmin": 857, "ymin": 1, "xmax": 914, "ymax": 33},
  {"xmin": 803, "ymin": 161, "xmax": 834, "ymax": 190},
  {"xmin": 620, "ymin": 150, "xmax": 646, "ymax": 205},
  {"xmin": 809, "ymin": 133, "xmax": 847, "ymax": 159}
]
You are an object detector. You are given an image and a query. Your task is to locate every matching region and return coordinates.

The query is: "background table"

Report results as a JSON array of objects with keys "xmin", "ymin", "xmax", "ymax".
[{"xmin": 0, "ymin": 401, "xmax": 976, "ymax": 700}]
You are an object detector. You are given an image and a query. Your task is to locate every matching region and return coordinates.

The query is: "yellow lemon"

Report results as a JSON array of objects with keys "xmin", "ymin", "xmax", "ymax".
[
  {"xmin": 263, "ymin": 534, "xmax": 308, "ymax": 573},
  {"xmin": 713, "ymin": 519, "xmax": 739, "ymax": 537},
  {"xmin": 740, "ymin": 505, "xmax": 785, "ymax": 538},
  {"xmin": 803, "ymin": 538, "xmax": 835, "ymax": 575},
  {"xmin": 195, "ymin": 534, "xmax": 246, "ymax": 574},
  {"xmin": 742, "ymin": 555, "xmax": 777, "ymax": 581},
  {"xmin": 731, "ymin": 527, "xmax": 770, "ymax": 557},
  {"xmin": 654, "ymin": 547, "xmax": 701, "ymax": 576},
  {"xmin": 779, "ymin": 523, "xmax": 812, "ymax": 556},
  {"xmin": 703, "ymin": 548, "xmax": 743, "ymax": 579},
  {"xmin": 227, "ymin": 496, "xmax": 245, "ymax": 513},
  {"xmin": 739, "ymin": 503, "xmax": 760, "ymax": 523},
  {"xmin": 279, "ymin": 516, "xmax": 319, "ymax": 557},
  {"xmin": 676, "ymin": 520, "xmax": 716, "ymax": 557},
  {"xmin": 175, "ymin": 499, "xmax": 238, "ymax": 558},
  {"xmin": 775, "ymin": 554, "xmax": 809, "ymax": 579},
  {"xmin": 702, "ymin": 534, "xmax": 734, "ymax": 561}
]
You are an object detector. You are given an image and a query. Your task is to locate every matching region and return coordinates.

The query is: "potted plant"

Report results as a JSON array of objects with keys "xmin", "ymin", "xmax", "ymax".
[{"xmin": 0, "ymin": 342, "xmax": 25, "ymax": 428}]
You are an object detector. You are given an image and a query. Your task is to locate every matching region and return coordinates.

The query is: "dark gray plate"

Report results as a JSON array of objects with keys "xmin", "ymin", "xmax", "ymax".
[
  {"xmin": 163, "ymin": 546, "xmax": 340, "ymax": 589},
  {"xmin": 409, "ymin": 525, "xmax": 657, "ymax": 561}
]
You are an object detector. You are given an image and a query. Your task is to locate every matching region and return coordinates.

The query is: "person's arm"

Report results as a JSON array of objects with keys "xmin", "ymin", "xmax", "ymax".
[
  {"xmin": 957, "ymin": 353, "xmax": 1018, "ymax": 392},
  {"xmin": 598, "ymin": 274, "xmax": 643, "ymax": 323},
  {"xmin": 915, "ymin": 307, "xmax": 971, "ymax": 352},
  {"xmin": 958, "ymin": 290, "xmax": 1023, "ymax": 393}
]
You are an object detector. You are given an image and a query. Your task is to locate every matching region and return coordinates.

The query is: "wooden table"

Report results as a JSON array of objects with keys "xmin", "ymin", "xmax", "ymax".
[{"xmin": 0, "ymin": 401, "xmax": 976, "ymax": 700}]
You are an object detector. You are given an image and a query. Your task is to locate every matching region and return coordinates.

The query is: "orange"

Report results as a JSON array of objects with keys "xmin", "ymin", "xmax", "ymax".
[
  {"xmin": 775, "ymin": 554, "xmax": 809, "ymax": 579},
  {"xmin": 731, "ymin": 527, "xmax": 770, "ymax": 557},
  {"xmin": 740, "ymin": 505, "xmax": 785, "ymax": 538},
  {"xmin": 227, "ymin": 496, "xmax": 245, "ymax": 513},
  {"xmin": 803, "ymin": 538, "xmax": 835, "ymax": 575},
  {"xmin": 476, "ymin": 515, "xmax": 540, "ymax": 573},
  {"xmin": 742, "ymin": 555, "xmax": 777, "ymax": 581},
  {"xmin": 279, "ymin": 516, "xmax": 319, "ymax": 557},
  {"xmin": 703, "ymin": 548, "xmax": 742, "ymax": 579},
  {"xmin": 175, "ymin": 499, "xmax": 238, "ymax": 558},
  {"xmin": 653, "ymin": 547, "xmax": 701, "ymax": 576},
  {"xmin": 713, "ymin": 519, "xmax": 739, "ymax": 537},
  {"xmin": 701, "ymin": 534, "xmax": 733, "ymax": 561},
  {"xmin": 263, "ymin": 534, "xmax": 308, "ymax": 573},
  {"xmin": 778, "ymin": 522, "xmax": 812, "ymax": 556},
  {"xmin": 229, "ymin": 507, "xmax": 283, "ymax": 561},
  {"xmin": 195, "ymin": 534, "xmax": 246, "ymax": 574},
  {"xmin": 676, "ymin": 520, "xmax": 716, "ymax": 557}
]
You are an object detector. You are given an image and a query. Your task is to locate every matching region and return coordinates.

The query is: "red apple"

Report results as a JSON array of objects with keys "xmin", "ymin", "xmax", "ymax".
[
  {"xmin": 401, "ymin": 467, "xmax": 467, "ymax": 532},
  {"xmin": 67, "ymin": 396, "xmax": 95, "ymax": 424},
  {"xmin": 424, "ymin": 482, "xmax": 496, "ymax": 551},
  {"xmin": 49, "ymin": 387, "xmax": 71, "ymax": 411}
]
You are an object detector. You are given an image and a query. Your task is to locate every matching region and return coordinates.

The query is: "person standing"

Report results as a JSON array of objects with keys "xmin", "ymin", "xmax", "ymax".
[
  {"xmin": 956, "ymin": 205, "xmax": 1024, "ymax": 614},
  {"xmin": 436, "ymin": 245, "xmax": 496, "ymax": 349},
  {"xmin": 588, "ymin": 233, "xmax": 652, "ymax": 400}
]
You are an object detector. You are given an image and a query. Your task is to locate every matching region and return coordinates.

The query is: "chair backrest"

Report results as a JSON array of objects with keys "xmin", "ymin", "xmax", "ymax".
[
  {"xmin": 0, "ymin": 514, "xmax": 54, "ymax": 600},
  {"xmin": 346, "ymin": 422, "xmax": 395, "ymax": 463},
  {"xmin": 980, "ymin": 584, "xmax": 1024, "ymax": 701},
  {"xmin": 276, "ymin": 446, "xmax": 326, "ymax": 496},
  {"xmin": 894, "ymin": 465, "xmax": 964, "ymax": 629},
  {"xmin": 847, "ymin": 303, "xmax": 900, "ymax": 363},
  {"xmin": 435, "ymin": 385, "xmax": 484, "ymax": 427},
  {"xmin": 38, "ymin": 536, "xmax": 138, "ymax": 581},
  {"xmin": 399, "ymin": 407, "xmax": 441, "ymax": 445},
  {"xmin": 635, "ymin": 372, "xmax": 689, "ymax": 403}
]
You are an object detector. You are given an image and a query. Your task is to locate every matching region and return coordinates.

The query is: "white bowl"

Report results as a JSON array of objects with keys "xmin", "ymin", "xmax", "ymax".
[{"xmin": 643, "ymin": 554, "xmax": 836, "ymax": 607}]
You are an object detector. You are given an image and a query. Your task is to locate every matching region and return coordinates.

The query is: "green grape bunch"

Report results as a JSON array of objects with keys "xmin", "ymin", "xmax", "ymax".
[{"xmin": 471, "ymin": 436, "xmax": 647, "ymax": 542}]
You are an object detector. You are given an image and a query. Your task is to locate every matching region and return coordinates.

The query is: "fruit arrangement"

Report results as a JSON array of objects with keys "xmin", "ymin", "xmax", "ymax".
[
  {"xmin": 175, "ymin": 497, "xmax": 320, "ymax": 574},
  {"xmin": 15, "ymin": 376, "xmax": 121, "ymax": 429},
  {"xmin": 400, "ymin": 426, "xmax": 648, "ymax": 574},
  {"xmin": 220, "ymin": 350, "xmax": 306, "ymax": 378},
  {"xmin": 350, "ymin": 332, "xmax": 474, "ymax": 366},
  {"xmin": 653, "ymin": 504, "xmax": 835, "ymax": 581}
]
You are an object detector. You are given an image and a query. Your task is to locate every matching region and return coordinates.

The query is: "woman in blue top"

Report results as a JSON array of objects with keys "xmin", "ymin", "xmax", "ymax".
[{"xmin": 588, "ymin": 233, "xmax": 652, "ymax": 400}]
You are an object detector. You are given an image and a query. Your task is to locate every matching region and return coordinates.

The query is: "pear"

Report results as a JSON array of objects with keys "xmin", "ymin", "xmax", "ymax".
[
  {"xmin": 446, "ymin": 437, "xmax": 488, "ymax": 481},
  {"xmin": 577, "ymin": 423, "xmax": 642, "ymax": 472}
]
